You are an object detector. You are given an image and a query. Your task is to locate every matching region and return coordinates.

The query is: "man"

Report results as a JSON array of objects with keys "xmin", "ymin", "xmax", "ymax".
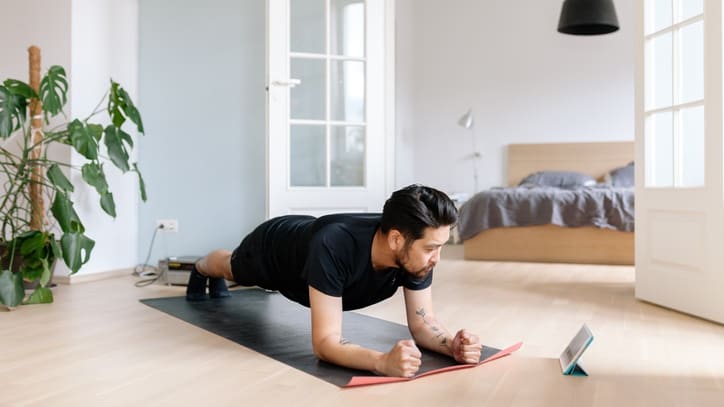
[{"xmin": 186, "ymin": 184, "xmax": 482, "ymax": 378}]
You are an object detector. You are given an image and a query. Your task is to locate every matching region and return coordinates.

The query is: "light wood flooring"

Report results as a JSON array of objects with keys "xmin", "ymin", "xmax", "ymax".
[{"xmin": 2, "ymin": 245, "xmax": 723, "ymax": 406}]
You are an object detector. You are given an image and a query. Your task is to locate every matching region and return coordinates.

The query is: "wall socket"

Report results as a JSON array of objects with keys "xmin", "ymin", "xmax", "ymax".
[{"xmin": 156, "ymin": 219, "xmax": 178, "ymax": 232}]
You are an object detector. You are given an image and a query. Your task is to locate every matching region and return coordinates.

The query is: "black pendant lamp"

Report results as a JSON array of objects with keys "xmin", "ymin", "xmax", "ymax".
[{"xmin": 558, "ymin": 0, "xmax": 620, "ymax": 35}]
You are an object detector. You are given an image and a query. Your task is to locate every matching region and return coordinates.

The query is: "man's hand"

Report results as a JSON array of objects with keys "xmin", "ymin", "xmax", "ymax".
[
  {"xmin": 375, "ymin": 339, "xmax": 422, "ymax": 378},
  {"xmin": 451, "ymin": 329, "xmax": 481, "ymax": 364}
]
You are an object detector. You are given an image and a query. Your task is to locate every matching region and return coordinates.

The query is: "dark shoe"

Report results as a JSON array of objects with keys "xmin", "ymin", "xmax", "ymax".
[
  {"xmin": 209, "ymin": 277, "xmax": 231, "ymax": 298},
  {"xmin": 185, "ymin": 266, "xmax": 208, "ymax": 301}
]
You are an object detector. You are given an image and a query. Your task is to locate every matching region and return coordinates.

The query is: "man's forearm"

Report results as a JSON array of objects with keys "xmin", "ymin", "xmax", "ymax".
[
  {"xmin": 315, "ymin": 335, "xmax": 385, "ymax": 373},
  {"xmin": 409, "ymin": 306, "xmax": 454, "ymax": 356}
]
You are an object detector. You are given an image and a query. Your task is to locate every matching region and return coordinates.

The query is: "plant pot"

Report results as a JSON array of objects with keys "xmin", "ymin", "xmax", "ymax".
[
  {"xmin": 0, "ymin": 241, "xmax": 21, "ymax": 272},
  {"xmin": 22, "ymin": 259, "xmax": 57, "ymax": 290},
  {"xmin": 0, "ymin": 240, "xmax": 56, "ymax": 290}
]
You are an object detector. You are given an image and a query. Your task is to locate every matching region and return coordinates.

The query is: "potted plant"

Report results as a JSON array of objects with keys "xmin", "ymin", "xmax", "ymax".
[{"xmin": 0, "ymin": 47, "xmax": 146, "ymax": 309}]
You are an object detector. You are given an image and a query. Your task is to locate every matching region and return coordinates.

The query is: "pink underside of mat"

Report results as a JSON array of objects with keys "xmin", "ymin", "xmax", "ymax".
[{"xmin": 344, "ymin": 341, "xmax": 523, "ymax": 388}]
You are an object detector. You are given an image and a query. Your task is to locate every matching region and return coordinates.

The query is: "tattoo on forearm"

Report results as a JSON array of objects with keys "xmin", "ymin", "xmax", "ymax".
[
  {"xmin": 416, "ymin": 307, "xmax": 450, "ymax": 347},
  {"xmin": 339, "ymin": 337, "xmax": 351, "ymax": 345}
]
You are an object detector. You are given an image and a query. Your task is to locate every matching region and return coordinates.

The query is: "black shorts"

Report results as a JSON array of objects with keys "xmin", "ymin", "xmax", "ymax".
[
  {"xmin": 229, "ymin": 222, "xmax": 278, "ymax": 290},
  {"xmin": 229, "ymin": 215, "xmax": 315, "ymax": 305}
]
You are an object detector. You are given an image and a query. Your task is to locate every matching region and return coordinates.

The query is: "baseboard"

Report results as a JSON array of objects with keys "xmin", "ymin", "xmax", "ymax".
[{"xmin": 54, "ymin": 268, "xmax": 134, "ymax": 285}]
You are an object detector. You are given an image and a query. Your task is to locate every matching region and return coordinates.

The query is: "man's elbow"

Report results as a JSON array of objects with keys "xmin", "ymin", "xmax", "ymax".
[
  {"xmin": 312, "ymin": 343, "xmax": 326, "ymax": 360},
  {"xmin": 312, "ymin": 336, "xmax": 334, "ymax": 361}
]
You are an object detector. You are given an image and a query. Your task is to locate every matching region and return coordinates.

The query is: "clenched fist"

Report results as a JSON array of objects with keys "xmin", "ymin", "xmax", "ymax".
[
  {"xmin": 376, "ymin": 339, "xmax": 422, "ymax": 377},
  {"xmin": 451, "ymin": 329, "xmax": 481, "ymax": 364}
]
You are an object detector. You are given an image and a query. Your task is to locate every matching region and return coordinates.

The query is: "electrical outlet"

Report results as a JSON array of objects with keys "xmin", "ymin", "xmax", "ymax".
[{"xmin": 156, "ymin": 219, "xmax": 178, "ymax": 232}]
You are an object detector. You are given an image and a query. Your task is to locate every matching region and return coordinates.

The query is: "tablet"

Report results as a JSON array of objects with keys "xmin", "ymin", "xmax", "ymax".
[{"xmin": 559, "ymin": 324, "xmax": 594, "ymax": 376}]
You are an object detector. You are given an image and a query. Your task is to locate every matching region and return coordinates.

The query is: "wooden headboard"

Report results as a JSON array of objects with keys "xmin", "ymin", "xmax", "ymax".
[{"xmin": 507, "ymin": 141, "xmax": 634, "ymax": 186}]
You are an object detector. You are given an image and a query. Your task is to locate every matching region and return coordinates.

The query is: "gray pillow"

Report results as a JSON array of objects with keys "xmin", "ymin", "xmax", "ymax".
[
  {"xmin": 605, "ymin": 162, "xmax": 634, "ymax": 187},
  {"xmin": 518, "ymin": 171, "xmax": 596, "ymax": 189}
]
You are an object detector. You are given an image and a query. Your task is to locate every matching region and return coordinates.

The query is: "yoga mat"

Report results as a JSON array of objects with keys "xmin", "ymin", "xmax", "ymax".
[{"xmin": 141, "ymin": 289, "xmax": 522, "ymax": 388}]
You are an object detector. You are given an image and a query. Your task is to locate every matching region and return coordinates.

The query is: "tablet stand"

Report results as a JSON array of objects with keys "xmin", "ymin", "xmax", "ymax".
[{"xmin": 564, "ymin": 359, "xmax": 588, "ymax": 376}]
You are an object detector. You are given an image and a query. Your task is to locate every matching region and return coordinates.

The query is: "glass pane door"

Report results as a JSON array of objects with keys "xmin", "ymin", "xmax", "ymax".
[
  {"xmin": 644, "ymin": 0, "xmax": 704, "ymax": 187},
  {"xmin": 289, "ymin": 0, "xmax": 366, "ymax": 188}
]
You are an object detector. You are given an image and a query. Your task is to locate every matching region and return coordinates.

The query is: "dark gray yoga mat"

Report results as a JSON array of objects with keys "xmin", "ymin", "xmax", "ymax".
[{"xmin": 141, "ymin": 289, "xmax": 502, "ymax": 387}]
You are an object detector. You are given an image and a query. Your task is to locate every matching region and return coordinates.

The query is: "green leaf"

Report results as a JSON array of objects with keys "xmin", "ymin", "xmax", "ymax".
[
  {"xmin": 4, "ymin": 79, "xmax": 38, "ymax": 99},
  {"xmin": 108, "ymin": 82, "xmax": 125, "ymax": 128},
  {"xmin": 19, "ymin": 231, "xmax": 45, "ymax": 256},
  {"xmin": 0, "ymin": 269, "xmax": 25, "ymax": 308},
  {"xmin": 108, "ymin": 81, "xmax": 144, "ymax": 134},
  {"xmin": 118, "ymin": 127, "xmax": 134, "ymax": 148},
  {"xmin": 51, "ymin": 192, "xmax": 84, "ymax": 233},
  {"xmin": 47, "ymin": 163, "xmax": 75, "ymax": 192},
  {"xmin": 24, "ymin": 287, "xmax": 53, "ymax": 304},
  {"xmin": 21, "ymin": 260, "xmax": 45, "ymax": 282},
  {"xmin": 0, "ymin": 85, "xmax": 27, "ymax": 138},
  {"xmin": 39, "ymin": 65, "xmax": 68, "ymax": 121},
  {"xmin": 60, "ymin": 232, "xmax": 95, "ymax": 274},
  {"xmin": 133, "ymin": 163, "xmax": 147, "ymax": 202},
  {"xmin": 81, "ymin": 162, "xmax": 109, "ymax": 194},
  {"xmin": 49, "ymin": 238, "xmax": 61, "ymax": 261},
  {"xmin": 88, "ymin": 123, "xmax": 103, "ymax": 141},
  {"xmin": 103, "ymin": 125, "xmax": 130, "ymax": 172},
  {"xmin": 100, "ymin": 192, "xmax": 116, "ymax": 218},
  {"xmin": 0, "ymin": 87, "xmax": 14, "ymax": 137},
  {"xmin": 119, "ymin": 88, "xmax": 144, "ymax": 134},
  {"xmin": 39, "ymin": 260, "xmax": 51, "ymax": 286},
  {"xmin": 69, "ymin": 119, "xmax": 99, "ymax": 160}
]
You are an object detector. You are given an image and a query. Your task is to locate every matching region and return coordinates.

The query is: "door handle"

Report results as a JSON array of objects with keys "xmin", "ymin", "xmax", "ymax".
[{"xmin": 271, "ymin": 79, "xmax": 302, "ymax": 88}]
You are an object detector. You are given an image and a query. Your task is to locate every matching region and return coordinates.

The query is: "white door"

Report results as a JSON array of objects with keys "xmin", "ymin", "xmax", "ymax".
[
  {"xmin": 266, "ymin": 0, "xmax": 392, "ymax": 218},
  {"xmin": 636, "ymin": 0, "xmax": 724, "ymax": 323}
]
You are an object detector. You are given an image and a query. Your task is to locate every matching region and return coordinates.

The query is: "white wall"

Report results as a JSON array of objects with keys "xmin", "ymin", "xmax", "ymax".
[
  {"xmin": 395, "ymin": 0, "xmax": 416, "ymax": 189},
  {"xmin": 137, "ymin": 0, "xmax": 266, "ymax": 266},
  {"xmin": 0, "ymin": 0, "xmax": 73, "ymax": 205},
  {"xmin": 395, "ymin": 0, "xmax": 635, "ymax": 194},
  {"xmin": 68, "ymin": 0, "xmax": 140, "ymax": 274},
  {"xmin": 0, "ymin": 0, "xmax": 72, "ymax": 80}
]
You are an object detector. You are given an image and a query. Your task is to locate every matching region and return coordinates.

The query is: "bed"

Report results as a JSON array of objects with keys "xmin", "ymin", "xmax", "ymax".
[{"xmin": 458, "ymin": 141, "xmax": 634, "ymax": 265}]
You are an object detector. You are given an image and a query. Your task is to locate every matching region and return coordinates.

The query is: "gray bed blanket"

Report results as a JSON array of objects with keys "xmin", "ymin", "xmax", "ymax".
[{"xmin": 457, "ymin": 186, "xmax": 635, "ymax": 241}]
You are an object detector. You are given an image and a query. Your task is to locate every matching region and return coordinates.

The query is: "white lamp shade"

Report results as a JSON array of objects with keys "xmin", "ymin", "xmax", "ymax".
[{"xmin": 457, "ymin": 108, "xmax": 474, "ymax": 129}]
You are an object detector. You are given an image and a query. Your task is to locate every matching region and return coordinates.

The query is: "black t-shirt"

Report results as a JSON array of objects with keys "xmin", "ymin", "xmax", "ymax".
[{"xmin": 249, "ymin": 213, "xmax": 433, "ymax": 310}]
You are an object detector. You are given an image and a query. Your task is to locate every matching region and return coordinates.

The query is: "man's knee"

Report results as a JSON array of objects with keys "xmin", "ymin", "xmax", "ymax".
[
  {"xmin": 212, "ymin": 251, "xmax": 232, "ymax": 270},
  {"xmin": 198, "ymin": 250, "xmax": 233, "ymax": 280}
]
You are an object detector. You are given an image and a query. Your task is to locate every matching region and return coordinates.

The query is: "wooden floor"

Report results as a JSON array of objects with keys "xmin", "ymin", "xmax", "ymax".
[{"xmin": 2, "ymin": 245, "xmax": 724, "ymax": 406}]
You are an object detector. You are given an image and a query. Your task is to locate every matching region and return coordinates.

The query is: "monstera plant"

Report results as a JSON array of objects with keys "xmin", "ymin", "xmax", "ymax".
[{"xmin": 0, "ymin": 48, "xmax": 146, "ymax": 308}]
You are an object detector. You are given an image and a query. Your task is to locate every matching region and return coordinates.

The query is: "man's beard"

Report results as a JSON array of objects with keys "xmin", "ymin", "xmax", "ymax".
[{"xmin": 395, "ymin": 248, "xmax": 433, "ymax": 280}]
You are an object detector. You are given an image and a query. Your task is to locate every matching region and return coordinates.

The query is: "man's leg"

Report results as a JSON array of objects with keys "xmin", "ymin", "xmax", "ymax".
[
  {"xmin": 186, "ymin": 250, "xmax": 233, "ymax": 301},
  {"xmin": 196, "ymin": 250, "xmax": 234, "ymax": 281}
]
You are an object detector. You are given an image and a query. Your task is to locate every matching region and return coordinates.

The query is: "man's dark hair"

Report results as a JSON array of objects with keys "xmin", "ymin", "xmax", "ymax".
[{"xmin": 380, "ymin": 184, "xmax": 458, "ymax": 241}]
